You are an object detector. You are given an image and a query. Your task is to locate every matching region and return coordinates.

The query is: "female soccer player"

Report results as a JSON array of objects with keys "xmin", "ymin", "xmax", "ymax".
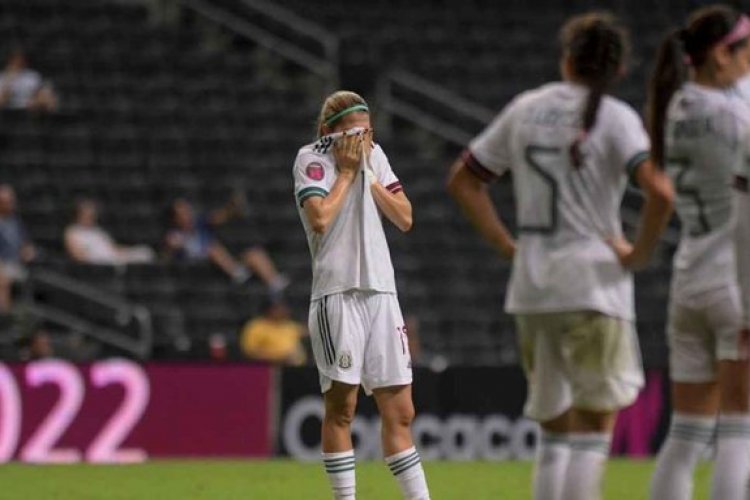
[
  {"xmin": 646, "ymin": 6, "xmax": 750, "ymax": 500},
  {"xmin": 293, "ymin": 91, "xmax": 430, "ymax": 500},
  {"xmin": 447, "ymin": 12, "xmax": 673, "ymax": 500}
]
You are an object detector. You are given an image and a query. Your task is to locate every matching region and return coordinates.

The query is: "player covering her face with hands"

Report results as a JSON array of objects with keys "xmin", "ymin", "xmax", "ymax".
[
  {"xmin": 646, "ymin": 6, "xmax": 750, "ymax": 500},
  {"xmin": 293, "ymin": 91, "xmax": 429, "ymax": 500},
  {"xmin": 448, "ymin": 12, "xmax": 673, "ymax": 500}
]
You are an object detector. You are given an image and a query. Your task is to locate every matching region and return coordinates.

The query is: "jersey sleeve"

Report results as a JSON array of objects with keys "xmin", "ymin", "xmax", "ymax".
[
  {"xmin": 371, "ymin": 145, "xmax": 403, "ymax": 194},
  {"xmin": 466, "ymin": 99, "xmax": 518, "ymax": 182},
  {"xmin": 607, "ymin": 103, "xmax": 650, "ymax": 179},
  {"xmin": 294, "ymin": 152, "xmax": 330, "ymax": 207}
]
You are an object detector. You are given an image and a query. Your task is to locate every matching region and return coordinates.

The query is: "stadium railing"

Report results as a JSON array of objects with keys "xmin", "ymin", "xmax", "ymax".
[
  {"xmin": 21, "ymin": 269, "xmax": 153, "ymax": 359},
  {"xmin": 178, "ymin": 0, "xmax": 339, "ymax": 90},
  {"xmin": 376, "ymin": 69, "xmax": 494, "ymax": 146}
]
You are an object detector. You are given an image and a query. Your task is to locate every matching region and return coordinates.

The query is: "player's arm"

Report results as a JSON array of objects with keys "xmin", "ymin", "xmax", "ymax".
[
  {"xmin": 609, "ymin": 159, "xmax": 674, "ymax": 270},
  {"xmin": 446, "ymin": 157, "xmax": 516, "ymax": 260},
  {"xmin": 303, "ymin": 134, "xmax": 361, "ymax": 234},
  {"xmin": 366, "ymin": 136, "xmax": 412, "ymax": 232},
  {"xmin": 369, "ymin": 181, "xmax": 412, "ymax": 232},
  {"xmin": 735, "ymin": 174, "xmax": 750, "ymax": 328}
]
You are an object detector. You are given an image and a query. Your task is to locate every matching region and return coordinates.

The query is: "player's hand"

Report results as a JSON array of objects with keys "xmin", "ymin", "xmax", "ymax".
[
  {"xmin": 333, "ymin": 131, "xmax": 363, "ymax": 176},
  {"xmin": 607, "ymin": 236, "xmax": 648, "ymax": 270},
  {"xmin": 363, "ymin": 129, "xmax": 374, "ymax": 160}
]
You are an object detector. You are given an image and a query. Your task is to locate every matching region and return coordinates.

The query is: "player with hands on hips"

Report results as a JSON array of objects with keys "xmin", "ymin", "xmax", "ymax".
[{"xmin": 448, "ymin": 12, "xmax": 673, "ymax": 500}]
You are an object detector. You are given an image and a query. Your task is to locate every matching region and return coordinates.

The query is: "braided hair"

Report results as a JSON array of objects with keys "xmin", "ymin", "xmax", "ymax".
[{"xmin": 561, "ymin": 12, "xmax": 629, "ymax": 167}]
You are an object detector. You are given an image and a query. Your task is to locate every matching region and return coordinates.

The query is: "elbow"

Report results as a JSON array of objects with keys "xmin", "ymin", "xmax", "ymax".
[
  {"xmin": 642, "ymin": 168, "xmax": 675, "ymax": 215},
  {"xmin": 446, "ymin": 172, "xmax": 461, "ymax": 200},
  {"xmin": 445, "ymin": 159, "xmax": 466, "ymax": 201},
  {"xmin": 446, "ymin": 160, "xmax": 481, "ymax": 202},
  {"xmin": 310, "ymin": 215, "xmax": 329, "ymax": 235},
  {"xmin": 311, "ymin": 221, "xmax": 328, "ymax": 235},
  {"xmin": 399, "ymin": 215, "xmax": 413, "ymax": 233},
  {"xmin": 649, "ymin": 181, "xmax": 675, "ymax": 215}
]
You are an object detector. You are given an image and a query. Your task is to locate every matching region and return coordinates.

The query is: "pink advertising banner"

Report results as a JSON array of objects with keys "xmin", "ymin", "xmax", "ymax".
[{"xmin": 0, "ymin": 361, "xmax": 273, "ymax": 463}]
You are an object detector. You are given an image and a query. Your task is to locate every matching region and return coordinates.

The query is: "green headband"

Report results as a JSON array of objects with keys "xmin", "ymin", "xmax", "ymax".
[{"xmin": 324, "ymin": 104, "xmax": 369, "ymax": 126}]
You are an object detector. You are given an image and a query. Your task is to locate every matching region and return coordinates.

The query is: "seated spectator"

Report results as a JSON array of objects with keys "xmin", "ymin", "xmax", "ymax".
[
  {"xmin": 240, "ymin": 299, "xmax": 306, "ymax": 365},
  {"xmin": 0, "ymin": 47, "xmax": 58, "ymax": 112},
  {"xmin": 164, "ymin": 198, "xmax": 289, "ymax": 296},
  {"xmin": 65, "ymin": 199, "xmax": 155, "ymax": 265},
  {"xmin": 0, "ymin": 184, "xmax": 35, "ymax": 312},
  {"xmin": 19, "ymin": 328, "xmax": 54, "ymax": 361}
]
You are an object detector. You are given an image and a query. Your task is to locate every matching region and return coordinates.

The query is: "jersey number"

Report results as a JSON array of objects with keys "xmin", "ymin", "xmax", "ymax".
[
  {"xmin": 520, "ymin": 145, "xmax": 561, "ymax": 234},
  {"xmin": 667, "ymin": 158, "xmax": 711, "ymax": 237}
]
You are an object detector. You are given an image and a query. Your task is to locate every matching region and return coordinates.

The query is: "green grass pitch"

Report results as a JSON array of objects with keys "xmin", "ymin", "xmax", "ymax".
[{"xmin": 0, "ymin": 459, "xmax": 711, "ymax": 499}]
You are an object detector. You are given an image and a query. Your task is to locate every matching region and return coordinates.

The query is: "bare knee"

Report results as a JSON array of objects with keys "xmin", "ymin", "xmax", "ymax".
[
  {"xmin": 571, "ymin": 409, "xmax": 615, "ymax": 433},
  {"xmin": 381, "ymin": 401, "xmax": 415, "ymax": 429},
  {"xmin": 540, "ymin": 410, "xmax": 572, "ymax": 434},
  {"xmin": 719, "ymin": 360, "xmax": 750, "ymax": 413},
  {"xmin": 324, "ymin": 386, "xmax": 358, "ymax": 428}
]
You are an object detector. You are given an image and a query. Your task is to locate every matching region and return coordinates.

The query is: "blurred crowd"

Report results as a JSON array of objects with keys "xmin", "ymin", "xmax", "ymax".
[{"xmin": 0, "ymin": 179, "xmax": 302, "ymax": 358}]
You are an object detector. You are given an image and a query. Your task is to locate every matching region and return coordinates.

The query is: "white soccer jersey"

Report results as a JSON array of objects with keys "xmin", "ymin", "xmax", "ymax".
[
  {"xmin": 467, "ymin": 81, "xmax": 650, "ymax": 321},
  {"xmin": 734, "ymin": 73, "xmax": 750, "ymax": 102},
  {"xmin": 294, "ymin": 135, "xmax": 402, "ymax": 300},
  {"xmin": 665, "ymin": 83, "xmax": 749, "ymax": 301}
]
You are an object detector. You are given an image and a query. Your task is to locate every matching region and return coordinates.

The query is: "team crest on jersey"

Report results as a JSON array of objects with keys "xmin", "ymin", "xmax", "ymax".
[
  {"xmin": 338, "ymin": 351, "xmax": 353, "ymax": 370},
  {"xmin": 306, "ymin": 162, "xmax": 325, "ymax": 181}
]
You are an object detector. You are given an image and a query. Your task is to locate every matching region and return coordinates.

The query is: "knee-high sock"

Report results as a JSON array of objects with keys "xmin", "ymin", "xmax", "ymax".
[
  {"xmin": 650, "ymin": 413, "xmax": 714, "ymax": 500},
  {"xmin": 323, "ymin": 450, "xmax": 356, "ymax": 499},
  {"xmin": 533, "ymin": 431, "xmax": 570, "ymax": 500},
  {"xmin": 561, "ymin": 433, "xmax": 610, "ymax": 500},
  {"xmin": 385, "ymin": 446, "xmax": 430, "ymax": 500},
  {"xmin": 711, "ymin": 413, "xmax": 750, "ymax": 500}
]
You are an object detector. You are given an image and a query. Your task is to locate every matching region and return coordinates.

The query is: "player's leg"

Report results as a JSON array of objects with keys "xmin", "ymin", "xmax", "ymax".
[
  {"xmin": 537, "ymin": 411, "xmax": 573, "ymax": 500},
  {"xmin": 309, "ymin": 293, "xmax": 366, "ymax": 500},
  {"xmin": 709, "ymin": 286, "xmax": 750, "ymax": 500},
  {"xmin": 322, "ymin": 381, "xmax": 359, "ymax": 500},
  {"xmin": 711, "ymin": 360, "xmax": 750, "ymax": 500},
  {"xmin": 372, "ymin": 384, "xmax": 429, "ymax": 500},
  {"xmin": 561, "ymin": 408, "xmax": 617, "ymax": 500},
  {"xmin": 373, "ymin": 384, "xmax": 415, "ymax": 455},
  {"xmin": 323, "ymin": 381, "xmax": 360, "ymax": 452},
  {"xmin": 364, "ymin": 293, "xmax": 429, "ymax": 500},
  {"xmin": 562, "ymin": 313, "xmax": 644, "ymax": 500},
  {"xmin": 650, "ymin": 382, "xmax": 718, "ymax": 500},
  {"xmin": 651, "ymin": 299, "xmax": 717, "ymax": 500},
  {"xmin": 516, "ymin": 314, "xmax": 574, "ymax": 500}
]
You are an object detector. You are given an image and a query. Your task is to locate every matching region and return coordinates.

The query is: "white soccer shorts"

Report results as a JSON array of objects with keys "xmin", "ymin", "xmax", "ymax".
[
  {"xmin": 516, "ymin": 311, "xmax": 644, "ymax": 423},
  {"xmin": 308, "ymin": 291, "xmax": 412, "ymax": 395},
  {"xmin": 668, "ymin": 284, "xmax": 747, "ymax": 383}
]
